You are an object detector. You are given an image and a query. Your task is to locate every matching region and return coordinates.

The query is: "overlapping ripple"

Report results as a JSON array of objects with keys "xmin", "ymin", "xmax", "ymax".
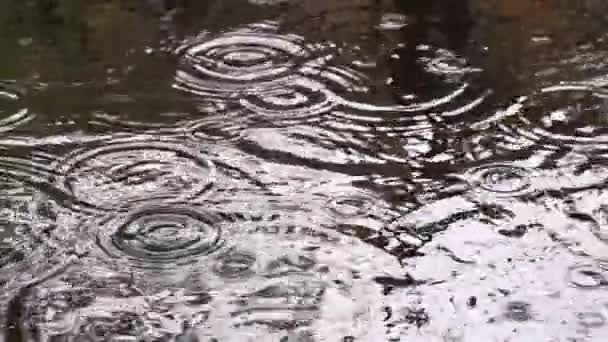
[
  {"xmin": 491, "ymin": 83, "xmax": 608, "ymax": 154},
  {"xmin": 173, "ymin": 21, "xmax": 349, "ymax": 125},
  {"xmin": 51, "ymin": 138, "xmax": 216, "ymax": 212}
]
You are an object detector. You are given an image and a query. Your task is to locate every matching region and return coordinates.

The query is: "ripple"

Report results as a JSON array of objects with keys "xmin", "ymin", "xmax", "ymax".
[
  {"xmin": 174, "ymin": 21, "xmax": 310, "ymax": 99},
  {"xmin": 495, "ymin": 84, "xmax": 608, "ymax": 152},
  {"xmin": 93, "ymin": 205, "xmax": 223, "ymax": 268},
  {"xmin": 328, "ymin": 195, "xmax": 372, "ymax": 218},
  {"xmin": 465, "ymin": 163, "xmax": 534, "ymax": 197},
  {"xmin": 388, "ymin": 44, "xmax": 488, "ymax": 121},
  {"xmin": 239, "ymin": 76, "xmax": 338, "ymax": 124},
  {"xmin": 52, "ymin": 138, "xmax": 216, "ymax": 212},
  {"xmin": 0, "ymin": 81, "xmax": 33, "ymax": 134},
  {"xmin": 568, "ymin": 264, "xmax": 608, "ymax": 289},
  {"xmin": 377, "ymin": 13, "xmax": 410, "ymax": 31}
]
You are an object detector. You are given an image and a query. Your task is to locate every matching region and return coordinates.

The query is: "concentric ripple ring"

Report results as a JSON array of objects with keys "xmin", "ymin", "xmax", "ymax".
[
  {"xmin": 93, "ymin": 205, "xmax": 223, "ymax": 268},
  {"xmin": 496, "ymin": 84, "xmax": 608, "ymax": 151},
  {"xmin": 465, "ymin": 163, "xmax": 533, "ymax": 197},
  {"xmin": 52, "ymin": 140, "xmax": 216, "ymax": 212},
  {"xmin": 174, "ymin": 21, "xmax": 311, "ymax": 100}
]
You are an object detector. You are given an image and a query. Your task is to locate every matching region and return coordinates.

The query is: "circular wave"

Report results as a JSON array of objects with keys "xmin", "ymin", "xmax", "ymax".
[
  {"xmin": 495, "ymin": 84, "xmax": 608, "ymax": 152},
  {"xmin": 174, "ymin": 21, "xmax": 311, "ymax": 99},
  {"xmin": 377, "ymin": 13, "xmax": 410, "ymax": 31},
  {"xmin": 93, "ymin": 205, "xmax": 223, "ymax": 268},
  {"xmin": 464, "ymin": 163, "xmax": 534, "ymax": 198},
  {"xmin": 387, "ymin": 44, "xmax": 488, "ymax": 120},
  {"xmin": 173, "ymin": 21, "xmax": 409, "ymax": 125},
  {"xmin": 239, "ymin": 76, "xmax": 338, "ymax": 124},
  {"xmin": 0, "ymin": 81, "xmax": 33, "ymax": 134},
  {"xmin": 52, "ymin": 139, "xmax": 216, "ymax": 212}
]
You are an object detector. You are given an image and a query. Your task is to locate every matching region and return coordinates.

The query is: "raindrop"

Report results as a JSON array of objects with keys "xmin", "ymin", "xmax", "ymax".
[
  {"xmin": 0, "ymin": 81, "xmax": 33, "ymax": 134},
  {"xmin": 495, "ymin": 84, "xmax": 608, "ymax": 153},
  {"xmin": 504, "ymin": 301, "xmax": 533, "ymax": 322}
]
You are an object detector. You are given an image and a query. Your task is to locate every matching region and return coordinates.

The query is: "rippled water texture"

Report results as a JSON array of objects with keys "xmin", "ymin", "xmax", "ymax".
[{"xmin": 4, "ymin": 0, "xmax": 608, "ymax": 341}]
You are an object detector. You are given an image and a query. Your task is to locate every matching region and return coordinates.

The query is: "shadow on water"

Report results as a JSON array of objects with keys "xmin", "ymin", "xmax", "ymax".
[{"xmin": 2, "ymin": 0, "xmax": 608, "ymax": 340}]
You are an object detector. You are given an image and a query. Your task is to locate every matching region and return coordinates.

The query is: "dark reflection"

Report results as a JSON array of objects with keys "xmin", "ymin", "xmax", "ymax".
[
  {"xmin": 396, "ymin": 0, "xmax": 472, "ymax": 52},
  {"xmin": 391, "ymin": 0, "xmax": 472, "ymax": 92}
]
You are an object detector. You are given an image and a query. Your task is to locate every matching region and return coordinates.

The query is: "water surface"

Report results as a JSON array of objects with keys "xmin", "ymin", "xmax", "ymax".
[{"xmin": 2, "ymin": 0, "xmax": 608, "ymax": 341}]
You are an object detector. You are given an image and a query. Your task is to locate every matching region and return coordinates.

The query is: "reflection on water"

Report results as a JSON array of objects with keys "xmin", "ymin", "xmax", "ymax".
[{"xmin": 2, "ymin": 0, "xmax": 608, "ymax": 340}]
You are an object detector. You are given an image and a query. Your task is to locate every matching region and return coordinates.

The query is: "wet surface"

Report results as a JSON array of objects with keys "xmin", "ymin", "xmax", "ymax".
[{"xmin": 2, "ymin": 0, "xmax": 608, "ymax": 340}]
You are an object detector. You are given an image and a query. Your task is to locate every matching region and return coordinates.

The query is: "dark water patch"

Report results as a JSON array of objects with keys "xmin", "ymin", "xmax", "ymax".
[
  {"xmin": 503, "ymin": 301, "xmax": 534, "ymax": 322},
  {"xmin": 377, "ymin": 13, "xmax": 411, "ymax": 31},
  {"xmin": 184, "ymin": 102, "xmax": 251, "ymax": 143},
  {"xmin": 388, "ymin": 44, "xmax": 489, "ymax": 119},
  {"xmin": 51, "ymin": 137, "xmax": 216, "ymax": 212}
]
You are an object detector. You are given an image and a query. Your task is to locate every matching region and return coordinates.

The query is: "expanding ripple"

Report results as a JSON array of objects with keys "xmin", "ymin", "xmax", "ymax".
[
  {"xmin": 51, "ymin": 138, "xmax": 216, "ymax": 212},
  {"xmin": 92, "ymin": 205, "xmax": 224, "ymax": 269},
  {"xmin": 494, "ymin": 84, "xmax": 608, "ymax": 153},
  {"xmin": 388, "ymin": 44, "xmax": 489, "ymax": 122},
  {"xmin": 464, "ymin": 163, "xmax": 535, "ymax": 198},
  {"xmin": 0, "ymin": 81, "xmax": 33, "ymax": 134}
]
